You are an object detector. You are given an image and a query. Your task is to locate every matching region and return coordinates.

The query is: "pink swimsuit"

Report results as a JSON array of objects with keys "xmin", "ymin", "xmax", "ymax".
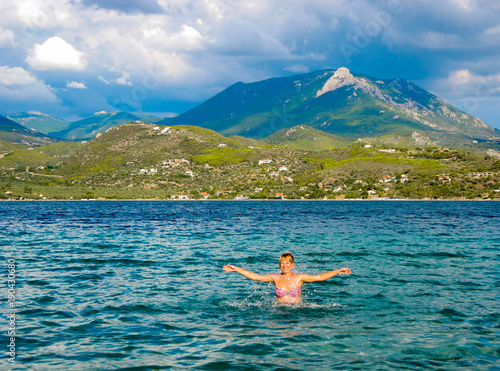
[{"xmin": 275, "ymin": 286, "xmax": 301, "ymax": 298}]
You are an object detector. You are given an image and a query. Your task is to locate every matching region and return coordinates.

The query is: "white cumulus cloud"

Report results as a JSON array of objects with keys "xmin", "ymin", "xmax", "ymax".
[
  {"xmin": 429, "ymin": 69, "xmax": 500, "ymax": 102},
  {"xmin": 0, "ymin": 66, "xmax": 58, "ymax": 103},
  {"xmin": 0, "ymin": 66, "xmax": 37, "ymax": 86},
  {"xmin": 66, "ymin": 81, "xmax": 87, "ymax": 89},
  {"xmin": 0, "ymin": 27, "xmax": 15, "ymax": 47},
  {"xmin": 116, "ymin": 72, "xmax": 132, "ymax": 86},
  {"xmin": 98, "ymin": 75, "xmax": 111, "ymax": 84},
  {"xmin": 26, "ymin": 36, "xmax": 88, "ymax": 71},
  {"xmin": 143, "ymin": 25, "xmax": 205, "ymax": 51}
]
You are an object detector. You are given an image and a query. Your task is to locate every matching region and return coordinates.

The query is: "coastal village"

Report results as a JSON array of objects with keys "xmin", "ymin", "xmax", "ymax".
[
  {"xmin": 1, "ymin": 123, "xmax": 499, "ymax": 201},
  {"xmin": 2, "ymin": 148, "xmax": 500, "ymax": 201},
  {"xmin": 162, "ymin": 156, "xmax": 499, "ymax": 201},
  {"xmin": 114, "ymin": 130, "xmax": 499, "ymax": 201}
]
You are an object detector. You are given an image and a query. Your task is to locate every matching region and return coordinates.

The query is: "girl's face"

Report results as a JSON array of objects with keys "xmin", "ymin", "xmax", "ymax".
[{"xmin": 280, "ymin": 259, "xmax": 294, "ymax": 274}]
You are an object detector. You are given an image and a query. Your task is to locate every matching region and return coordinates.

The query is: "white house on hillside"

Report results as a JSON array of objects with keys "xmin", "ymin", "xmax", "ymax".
[{"xmin": 171, "ymin": 194, "xmax": 190, "ymax": 200}]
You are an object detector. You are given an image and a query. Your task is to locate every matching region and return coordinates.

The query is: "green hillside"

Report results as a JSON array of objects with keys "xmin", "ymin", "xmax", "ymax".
[
  {"xmin": 1, "ymin": 121, "xmax": 499, "ymax": 201},
  {"xmin": 0, "ymin": 139, "xmax": 28, "ymax": 153}
]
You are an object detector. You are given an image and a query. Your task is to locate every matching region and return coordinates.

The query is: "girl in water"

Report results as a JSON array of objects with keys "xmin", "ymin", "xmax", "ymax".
[{"xmin": 223, "ymin": 252, "xmax": 352, "ymax": 303}]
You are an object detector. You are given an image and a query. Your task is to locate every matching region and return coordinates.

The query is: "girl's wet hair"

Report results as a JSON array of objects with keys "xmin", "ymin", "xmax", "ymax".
[{"xmin": 279, "ymin": 252, "xmax": 295, "ymax": 264}]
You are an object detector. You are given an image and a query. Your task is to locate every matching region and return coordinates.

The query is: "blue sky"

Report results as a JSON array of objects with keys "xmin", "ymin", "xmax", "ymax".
[{"xmin": 0, "ymin": 0, "xmax": 499, "ymax": 128}]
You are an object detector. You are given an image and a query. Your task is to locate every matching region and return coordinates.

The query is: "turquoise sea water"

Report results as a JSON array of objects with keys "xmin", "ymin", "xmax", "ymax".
[{"xmin": 1, "ymin": 200, "xmax": 500, "ymax": 370}]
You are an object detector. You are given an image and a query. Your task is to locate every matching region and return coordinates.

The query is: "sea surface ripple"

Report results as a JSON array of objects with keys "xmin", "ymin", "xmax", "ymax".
[{"xmin": 1, "ymin": 201, "xmax": 499, "ymax": 370}]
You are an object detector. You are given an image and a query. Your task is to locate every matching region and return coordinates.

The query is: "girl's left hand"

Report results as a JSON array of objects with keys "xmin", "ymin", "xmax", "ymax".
[{"xmin": 223, "ymin": 264, "xmax": 236, "ymax": 272}]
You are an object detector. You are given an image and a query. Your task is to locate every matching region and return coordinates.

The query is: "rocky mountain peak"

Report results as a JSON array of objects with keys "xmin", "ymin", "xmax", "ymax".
[
  {"xmin": 333, "ymin": 67, "xmax": 353, "ymax": 79},
  {"xmin": 26, "ymin": 111, "xmax": 48, "ymax": 117},
  {"xmin": 315, "ymin": 67, "xmax": 357, "ymax": 98}
]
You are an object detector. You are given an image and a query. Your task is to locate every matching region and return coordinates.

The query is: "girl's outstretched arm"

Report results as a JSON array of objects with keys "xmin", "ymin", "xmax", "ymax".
[
  {"xmin": 223, "ymin": 264, "xmax": 273, "ymax": 282},
  {"xmin": 299, "ymin": 267, "xmax": 352, "ymax": 283}
]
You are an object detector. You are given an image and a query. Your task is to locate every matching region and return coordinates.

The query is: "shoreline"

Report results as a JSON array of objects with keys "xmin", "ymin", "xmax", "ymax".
[{"xmin": 1, "ymin": 198, "xmax": 499, "ymax": 202}]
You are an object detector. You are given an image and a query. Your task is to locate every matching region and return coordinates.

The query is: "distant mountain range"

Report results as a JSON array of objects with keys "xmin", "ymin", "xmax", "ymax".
[
  {"xmin": 0, "ymin": 115, "xmax": 58, "ymax": 146},
  {"xmin": 4, "ymin": 111, "xmax": 162, "ymax": 141},
  {"xmin": 49, "ymin": 111, "xmax": 162, "ymax": 140},
  {"xmin": 158, "ymin": 67, "xmax": 500, "ymax": 147},
  {"xmin": 6, "ymin": 111, "xmax": 69, "ymax": 133},
  {"xmin": 2, "ymin": 67, "xmax": 500, "ymax": 150}
]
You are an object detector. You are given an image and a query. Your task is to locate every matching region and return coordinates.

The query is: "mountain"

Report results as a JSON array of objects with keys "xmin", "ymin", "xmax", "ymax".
[
  {"xmin": 0, "ymin": 114, "xmax": 58, "ymax": 146},
  {"xmin": 50, "ymin": 111, "xmax": 162, "ymax": 140},
  {"xmin": 0, "ymin": 114, "xmax": 30, "ymax": 132},
  {"xmin": 158, "ymin": 68, "xmax": 500, "ymax": 147},
  {"xmin": 262, "ymin": 125, "xmax": 354, "ymax": 151},
  {"xmin": 7, "ymin": 111, "xmax": 69, "ymax": 133}
]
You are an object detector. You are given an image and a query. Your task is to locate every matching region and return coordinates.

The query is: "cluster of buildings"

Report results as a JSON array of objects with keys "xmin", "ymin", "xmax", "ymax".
[
  {"xmin": 138, "ymin": 158, "xmax": 195, "ymax": 177},
  {"xmin": 259, "ymin": 159, "xmax": 291, "ymax": 180},
  {"xmin": 135, "ymin": 152, "xmax": 499, "ymax": 201}
]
